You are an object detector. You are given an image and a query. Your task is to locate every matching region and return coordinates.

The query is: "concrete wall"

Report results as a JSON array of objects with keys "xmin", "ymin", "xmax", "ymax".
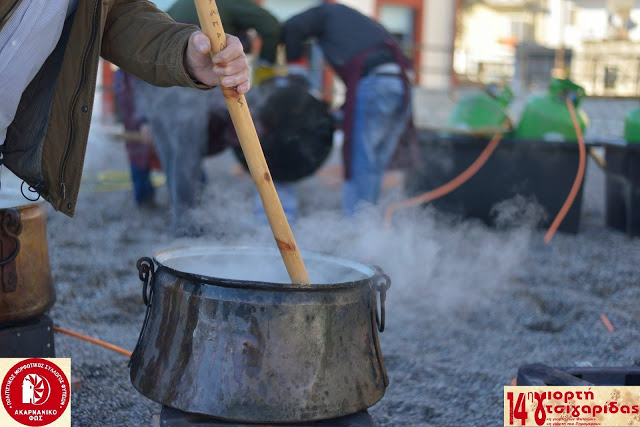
[
  {"xmin": 541, "ymin": 0, "xmax": 640, "ymax": 47},
  {"xmin": 156, "ymin": 0, "xmax": 455, "ymax": 89},
  {"xmin": 454, "ymin": 5, "xmax": 517, "ymax": 84},
  {"xmin": 423, "ymin": 1, "xmax": 456, "ymax": 88},
  {"xmin": 338, "ymin": 0, "xmax": 375, "ymax": 16}
]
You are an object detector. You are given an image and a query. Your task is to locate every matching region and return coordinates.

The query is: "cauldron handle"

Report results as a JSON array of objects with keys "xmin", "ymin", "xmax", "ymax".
[
  {"xmin": 130, "ymin": 257, "xmax": 156, "ymax": 367},
  {"xmin": 137, "ymin": 257, "xmax": 155, "ymax": 307},
  {"xmin": 372, "ymin": 266, "xmax": 391, "ymax": 333}
]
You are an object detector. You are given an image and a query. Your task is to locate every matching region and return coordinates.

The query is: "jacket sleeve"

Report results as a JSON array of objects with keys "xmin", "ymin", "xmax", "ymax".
[
  {"xmin": 226, "ymin": 1, "xmax": 281, "ymax": 64},
  {"xmin": 282, "ymin": 6, "xmax": 324, "ymax": 62},
  {"xmin": 101, "ymin": 0, "xmax": 212, "ymax": 90}
]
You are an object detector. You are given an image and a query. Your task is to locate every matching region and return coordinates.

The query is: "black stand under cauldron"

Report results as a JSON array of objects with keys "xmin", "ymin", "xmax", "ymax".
[
  {"xmin": 159, "ymin": 407, "xmax": 375, "ymax": 427},
  {"xmin": 407, "ymin": 130, "xmax": 590, "ymax": 233},
  {"xmin": 0, "ymin": 315, "xmax": 55, "ymax": 358}
]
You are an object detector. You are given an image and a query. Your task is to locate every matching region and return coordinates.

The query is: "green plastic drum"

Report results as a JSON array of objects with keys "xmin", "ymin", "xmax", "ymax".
[
  {"xmin": 514, "ymin": 78, "xmax": 589, "ymax": 142},
  {"xmin": 447, "ymin": 85, "xmax": 513, "ymax": 133},
  {"xmin": 624, "ymin": 106, "xmax": 640, "ymax": 144}
]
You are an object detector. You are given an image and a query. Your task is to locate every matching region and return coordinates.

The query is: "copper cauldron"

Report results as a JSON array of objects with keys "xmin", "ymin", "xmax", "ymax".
[
  {"xmin": 130, "ymin": 246, "xmax": 390, "ymax": 423},
  {"xmin": 0, "ymin": 190, "xmax": 54, "ymax": 324}
]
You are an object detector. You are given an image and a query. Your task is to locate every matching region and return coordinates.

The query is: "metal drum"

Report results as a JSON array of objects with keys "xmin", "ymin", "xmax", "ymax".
[
  {"xmin": 130, "ymin": 246, "xmax": 390, "ymax": 423},
  {"xmin": 0, "ymin": 190, "xmax": 55, "ymax": 324},
  {"xmin": 228, "ymin": 76, "xmax": 335, "ymax": 182}
]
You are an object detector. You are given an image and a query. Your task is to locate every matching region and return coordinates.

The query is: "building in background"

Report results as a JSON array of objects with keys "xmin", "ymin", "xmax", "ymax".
[
  {"xmin": 568, "ymin": 0, "xmax": 640, "ymax": 96},
  {"xmin": 100, "ymin": 0, "xmax": 640, "ymax": 112},
  {"xmin": 257, "ymin": 0, "xmax": 458, "ymax": 90},
  {"xmin": 454, "ymin": 1, "xmax": 526, "ymax": 86},
  {"xmin": 455, "ymin": 0, "xmax": 640, "ymax": 96}
]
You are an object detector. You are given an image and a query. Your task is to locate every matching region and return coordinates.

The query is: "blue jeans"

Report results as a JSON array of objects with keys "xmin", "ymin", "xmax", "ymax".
[
  {"xmin": 130, "ymin": 164, "xmax": 154, "ymax": 204},
  {"xmin": 254, "ymin": 182, "xmax": 297, "ymax": 224},
  {"xmin": 343, "ymin": 74, "xmax": 410, "ymax": 216},
  {"xmin": 136, "ymin": 83, "xmax": 210, "ymax": 234}
]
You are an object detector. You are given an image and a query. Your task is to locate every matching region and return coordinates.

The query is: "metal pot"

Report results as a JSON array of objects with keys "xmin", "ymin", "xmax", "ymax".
[
  {"xmin": 0, "ymin": 191, "xmax": 55, "ymax": 324},
  {"xmin": 228, "ymin": 76, "xmax": 335, "ymax": 182},
  {"xmin": 130, "ymin": 246, "xmax": 390, "ymax": 423}
]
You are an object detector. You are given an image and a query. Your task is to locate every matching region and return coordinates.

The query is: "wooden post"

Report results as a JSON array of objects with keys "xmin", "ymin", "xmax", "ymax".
[{"xmin": 193, "ymin": 0, "xmax": 310, "ymax": 284}]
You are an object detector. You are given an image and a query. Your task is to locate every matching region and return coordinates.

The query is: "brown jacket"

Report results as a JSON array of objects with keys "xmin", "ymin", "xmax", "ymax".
[{"xmin": 0, "ymin": 0, "xmax": 208, "ymax": 217}]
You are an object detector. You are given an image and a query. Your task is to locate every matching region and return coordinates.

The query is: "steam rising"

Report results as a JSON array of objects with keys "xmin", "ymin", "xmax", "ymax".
[{"xmin": 162, "ymin": 167, "xmax": 543, "ymax": 314}]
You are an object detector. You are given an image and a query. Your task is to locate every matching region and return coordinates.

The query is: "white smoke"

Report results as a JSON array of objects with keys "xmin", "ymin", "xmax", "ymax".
[{"xmin": 163, "ymin": 159, "xmax": 542, "ymax": 315}]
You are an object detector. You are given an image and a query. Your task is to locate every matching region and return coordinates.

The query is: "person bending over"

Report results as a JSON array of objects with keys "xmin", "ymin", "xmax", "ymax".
[{"xmin": 283, "ymin": 4, "xmax": 413, "ymax": 216}]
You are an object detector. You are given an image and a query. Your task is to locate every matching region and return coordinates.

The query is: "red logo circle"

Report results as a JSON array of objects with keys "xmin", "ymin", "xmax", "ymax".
[{"xmin": 2, "ymin": 359, "xmax": 70, "ymax": 426}]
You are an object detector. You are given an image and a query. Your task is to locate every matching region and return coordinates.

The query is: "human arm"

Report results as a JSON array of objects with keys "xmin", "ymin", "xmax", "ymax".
[
  {"xmin": 282, "ymin": 6, "xmax": 325, "ymax": 62},
  {"xmin": 101, "ymin": 0, "xmax": 250, "ymax": 94}
]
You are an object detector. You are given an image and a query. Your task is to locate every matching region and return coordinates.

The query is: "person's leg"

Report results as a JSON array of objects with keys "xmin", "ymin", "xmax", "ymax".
[
  {"xmin": 145, "ymin": 94, "xmax": 195, "ymax": 233},
  {"xmin": 343, "ymin": 113, "xmax": 380, "ymax": 215},
  {"xmin": 129, "ymin": 163, "xmax": 154, "ymax": 204},
  {"xmin": 343, "ymin": 75, "xmax": 408, "ymax": 216},
  {"xmin": 171, "ymin": 140, "xmax": 202, "ymax": 210},
  {"xmin": 372, "ymin": 76, "xmax": 411, "ymax": 171},
  {"xmin": 343, "ymin": 78, "xmax": 374, "ymax": 216},
  {"xmin": 166, "ymin": 90, "xmax": 211, "ymax": 235},
  {"xmin": 137, "ymin": 84, "xmax": 175, "ymax": 206},
  {"xmin": 149, "ymin": 116, "xmax": 175, "ymax": 200},
  {"xmin": 142, "ymin": 168, "xmax": 155, "ymax": 202}
]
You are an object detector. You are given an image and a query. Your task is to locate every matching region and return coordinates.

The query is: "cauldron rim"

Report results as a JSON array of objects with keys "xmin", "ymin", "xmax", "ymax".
[{"xmin": 152, "ymin": 245, "xmax": 379, "ymax": 292}]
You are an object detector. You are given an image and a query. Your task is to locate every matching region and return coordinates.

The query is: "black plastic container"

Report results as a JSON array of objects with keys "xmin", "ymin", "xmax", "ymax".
[
  {"xmin": 604, "ymin": 141, "xmax": 640, "ymax": 237},
  {"xmin": 406, "ymin": 130, "xmax": 588, "ymax": 233},
  {"xmin": 517, "ymin": 364, "xmax": 640, "ymax": 386}
]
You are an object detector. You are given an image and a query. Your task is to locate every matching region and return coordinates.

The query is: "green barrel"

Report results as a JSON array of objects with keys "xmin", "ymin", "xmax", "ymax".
[
  {"xmin": 447, "ymin": 84, "xmax": 513, "ymax": 132},
  {"xmin": 624, "ymin": 106, "xmax": 640, "ymax": 144},
  {"xmin": 514, "ymin": 78, "xmax": 589, "ymax": 142}
]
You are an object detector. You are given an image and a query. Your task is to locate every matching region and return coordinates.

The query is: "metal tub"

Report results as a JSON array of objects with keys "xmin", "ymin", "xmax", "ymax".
[
  {"xmin": 0, "ymin": 190, "xmax": 54, "ymax": 324},
  {"xmin": 130, "ymin": 246, "xmax": 390, "ymax": 423}
]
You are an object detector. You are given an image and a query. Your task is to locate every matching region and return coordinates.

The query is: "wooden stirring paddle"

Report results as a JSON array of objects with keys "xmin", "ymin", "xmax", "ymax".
[{"xmin": 194, "ymin": 0, "xmax": 310, "ymax": 284}]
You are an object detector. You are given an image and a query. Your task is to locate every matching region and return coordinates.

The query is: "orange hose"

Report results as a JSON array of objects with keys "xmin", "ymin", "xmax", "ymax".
[
  {"xmin": 54, "ymin": 327, "xmax": 132, "ymax": 357},
  {"xmin": 600, "ymin": 313, "xmax": 615, "ymax": 332},
  {"xmin": 543, "ymin": 99, "xmax": 587, "ymax": 244},
  {"xmin": 384, "ymin": 131, "xmax": 504, "ymax": 227}
]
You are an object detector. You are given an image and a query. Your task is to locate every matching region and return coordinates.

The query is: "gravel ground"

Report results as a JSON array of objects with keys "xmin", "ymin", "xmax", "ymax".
[{"xmin": 5, "ymin": 96, "xmax": 638, "ymax": 426}]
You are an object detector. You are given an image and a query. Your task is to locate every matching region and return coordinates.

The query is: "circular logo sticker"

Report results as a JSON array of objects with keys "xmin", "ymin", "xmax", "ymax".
[{"xmin": 2, "ymin": 359, "xmax": 69, "ymax": 426}]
